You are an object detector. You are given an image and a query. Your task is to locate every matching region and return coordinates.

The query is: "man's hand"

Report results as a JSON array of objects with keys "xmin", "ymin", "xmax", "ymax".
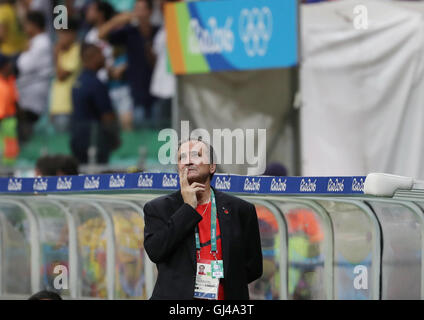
[
  {"xmin": 108, "ymin": 64, "xmax": 127, "ymax": 80},
  {"xmin": 98, "ymin": 12, "xmax": 134, "ymax": 40},
  {"xmin": 113, "ymin": 12, "xmax": 135, "ymax": 26},
  {"xmin": 179, "ymin": 168, "xmax": 205, "ymax": 209},
  {"xmin": 56, "ymin": 65, "xmax": 71, "ymax": 81}
]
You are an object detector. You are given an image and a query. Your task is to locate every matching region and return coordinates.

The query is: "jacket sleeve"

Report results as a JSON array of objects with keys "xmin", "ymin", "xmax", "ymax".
[
  {"xmin": 143, "ymin": 200, "xmax": 202, "ymax": 264},
  {"xmin": 245, "ymin": 202, "xmax": 263, "ymax": 283}
]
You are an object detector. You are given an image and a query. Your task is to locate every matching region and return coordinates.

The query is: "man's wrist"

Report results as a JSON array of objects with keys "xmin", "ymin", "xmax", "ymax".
[{"xmin": 185, "ymin": 202, "xmax": 196, "ymax": 209}]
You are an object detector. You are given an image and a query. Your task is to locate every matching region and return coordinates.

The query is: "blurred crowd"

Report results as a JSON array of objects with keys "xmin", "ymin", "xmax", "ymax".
[{"xmin": 0, "ymin": 0, "xmax": 176, "ymax": 167}]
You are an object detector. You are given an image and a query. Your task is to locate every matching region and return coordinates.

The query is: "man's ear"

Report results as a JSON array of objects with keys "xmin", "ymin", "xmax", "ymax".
[{"xmin": 210, "ymin": 164, "xmax": 216, "ymax": 175}]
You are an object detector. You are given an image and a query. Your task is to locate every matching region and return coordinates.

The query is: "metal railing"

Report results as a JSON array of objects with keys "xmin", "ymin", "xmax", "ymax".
[{"xmin": 0, "ymin": 173, "xmax": 422, "ymax": 299}]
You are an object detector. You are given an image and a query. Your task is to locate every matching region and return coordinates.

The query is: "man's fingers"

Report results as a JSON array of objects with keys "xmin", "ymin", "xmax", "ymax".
[
  {"xmin": 179, "ymin": 168, "xmax": 188, "ymax": 186},
  {"xmin": 190, "ymin": 182, "xmax": 206, "ymax": 189},
  {"xmin": 192, "ymin": 187, "xmax": 206, "ymax": 193},
  {"xmin": 179, "ymin": 174, "xmax": 185, "ymax": 186}
]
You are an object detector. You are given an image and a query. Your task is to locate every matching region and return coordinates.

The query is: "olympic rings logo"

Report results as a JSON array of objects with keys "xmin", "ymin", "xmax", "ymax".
[{"xmin": 239, "ymin": 7, "xmax": 273, "ymax": 57}]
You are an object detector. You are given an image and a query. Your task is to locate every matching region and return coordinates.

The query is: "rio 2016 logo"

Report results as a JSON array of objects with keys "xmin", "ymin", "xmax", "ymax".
[
  {"xmin": 239, "ymin": 7, "xmax": 273, "ymax": 57},
  {"xmin": 186, "ymin": 6, "xmax": 273, "ymax": 58}
]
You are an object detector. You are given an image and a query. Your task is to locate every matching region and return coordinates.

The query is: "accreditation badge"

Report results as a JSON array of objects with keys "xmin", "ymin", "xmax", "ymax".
[
  {"xmin": 194, "ymin": 260, "xmax": 219, "ymax": 300},
  {"xmin": 211, "ymin": 260, "xmax": 224, "ymax": 279}
]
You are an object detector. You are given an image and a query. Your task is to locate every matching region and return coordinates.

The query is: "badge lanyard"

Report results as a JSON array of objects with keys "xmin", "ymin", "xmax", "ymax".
[{"xmin": 195, "ymin": 188, "xmax": 218, "ymax": 260}]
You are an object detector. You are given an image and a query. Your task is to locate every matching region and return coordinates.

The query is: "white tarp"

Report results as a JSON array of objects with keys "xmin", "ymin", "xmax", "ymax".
[
  {"xmin": 301, "ymin": 0, "xmax": 424, "ymax": 178},
  {"xmin": 177, "ymin": 69, "xmax": 297, "ymax": 175}
]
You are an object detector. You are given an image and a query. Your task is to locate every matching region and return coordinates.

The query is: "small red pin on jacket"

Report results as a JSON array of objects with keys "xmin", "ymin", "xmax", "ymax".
[{"xmin": 223, "ymin": 207, "xmax": 229, "ymax": 214}]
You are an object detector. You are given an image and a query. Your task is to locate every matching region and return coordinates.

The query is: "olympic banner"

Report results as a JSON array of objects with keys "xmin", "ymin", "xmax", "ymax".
[
  {"xmin": 164, "ymin": 0, "xmax": 298, "ymax": 74},
  {"xmin": 0, "ymin": 173, "xmax": 366, "ymax": 195}
]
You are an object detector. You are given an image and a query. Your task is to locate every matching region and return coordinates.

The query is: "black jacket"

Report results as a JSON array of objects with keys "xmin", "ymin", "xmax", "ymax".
[{"xmin": 143, "ymin": 188, "xmax": 263, "ymax": 300}]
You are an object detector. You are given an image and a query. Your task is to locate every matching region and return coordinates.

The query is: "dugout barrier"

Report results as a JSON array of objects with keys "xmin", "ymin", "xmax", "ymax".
[{"xmin": 0, "ymin": 173, "xmax": 422, "ymax": 300}]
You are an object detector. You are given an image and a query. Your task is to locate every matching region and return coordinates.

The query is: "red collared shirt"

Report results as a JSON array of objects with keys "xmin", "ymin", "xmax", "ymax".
[{"xmin": 196, "ymin": 201, "xmax": 224, "ymax": 300}]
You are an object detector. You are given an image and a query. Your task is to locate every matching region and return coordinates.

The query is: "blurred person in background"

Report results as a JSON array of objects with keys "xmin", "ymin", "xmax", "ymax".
[
  {"xmin": 55, "ymin": 154, "xmax": 79, "ymax": 175},
  {"xmin": 63, "ymin": 0, "xmax": 96, "ymax": 36},
  {"xmin": 28, "ymin": 289, "xmax": 62, "ymax": 300},
  {"xmin": 27, "ymin": 0, "xmax": 53, "ymax": 36},
  {"xmin": 84, "ymin": 0, "xmax": 115, "ymax": 82},
  {"xmin": 0, "ymin": 53, "xmax": 19, "ymax": 165},
  {"xmin": 0, "ymin": 0, "xmax": 26, "ymax": 56},
  {"xmin": 65, "ymin": 0, "xmax": 133, "ymax": 22},
  {"xmin": 49, "ymin": 17, "xmax": 81, "ymax": 133},
  {"xmin": 35, "ymin": 154, "xmax": 79, "ymax": 176},
  {"xmin": 16, "ymin": 10, "xmax": 53, "ymax": 144},
  {"xmin": 263, "ymin": 162, "xmax": 288, "ymax": 177},
  {"xmin": 17, "ymin": 0, "xmax": 54, "ymax": 39},
  {"xmin": 149, "ymin": 0, "xmax": 176, "ymax": 130},
  {"xmin": 71, "ymin": 43, "xmax": 120, "ymax": 164},
  {"xmin": 34, "ymin": 154, "xmax": 58, "ymax": 176},
  {"xmin": 108, "ymin": 46, "xmax": 133, "ymax": 131},
  {"xmin": 98, "ymin": 0, "xmax": 158, "ymax": 128},
  {"xmin": 85, "ymin": 1, "xmax": 134, "ymax": 130},
  {"xmin": 64, "ymin": 0, "xmax": 91, "ymax": 18}
]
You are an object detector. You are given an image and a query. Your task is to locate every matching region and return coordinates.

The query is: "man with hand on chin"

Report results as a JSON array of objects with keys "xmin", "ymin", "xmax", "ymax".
[{"xmin": 143, "ymin": 139, "xmax": 263, "ymax": 300}]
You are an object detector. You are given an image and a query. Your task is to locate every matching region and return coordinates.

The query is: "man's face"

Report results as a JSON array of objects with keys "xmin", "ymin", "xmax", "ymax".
[
  {"xmin": 85, "ymin": 3, "xmax": 99, "ymax": 25},
  {"xmin": 177, "ymin": 140, "xmax": 216, "ymax": 184},
  {"xmin": 58, "ymin": 30, "xmax": 76, "ymax": 49},
  {"xmin": 24, "ymin": 21, "xmax": 37, "ymax": 37},
  {"xmin": 92, "ymin": 47, "xmax": 105, "ymax": 70},
  {"xmin": 134, "ymin": 0, "xmax": 151, "ymax": 21},
  {"xmin": 84, "ymin": 46, "xmax": 105, "ymax": 71}
]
